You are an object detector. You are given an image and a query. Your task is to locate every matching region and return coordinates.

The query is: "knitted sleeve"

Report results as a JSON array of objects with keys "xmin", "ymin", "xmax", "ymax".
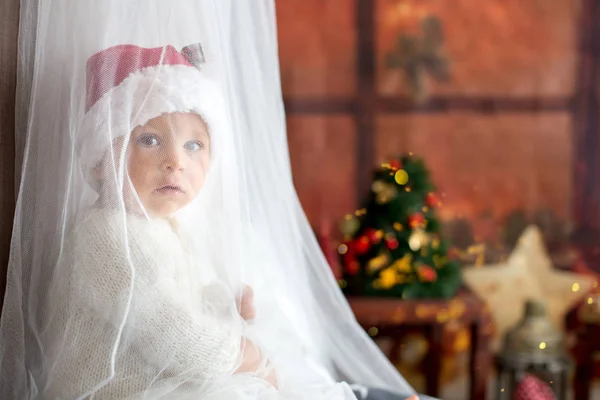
[{"xmin": 71, "ymin": 214, "xmax": 241, "ymax": 380}]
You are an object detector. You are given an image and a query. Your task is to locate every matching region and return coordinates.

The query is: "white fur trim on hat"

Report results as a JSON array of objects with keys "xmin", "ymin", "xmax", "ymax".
[{"xmin": 78, "ymin": 64, "xmax": 227, "ymax": 184}]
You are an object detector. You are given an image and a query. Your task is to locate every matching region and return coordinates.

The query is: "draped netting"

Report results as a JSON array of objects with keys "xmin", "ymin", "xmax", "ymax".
[{"xmin": 0, "ymin": 1, "xmax": 417, "ymax": 399}]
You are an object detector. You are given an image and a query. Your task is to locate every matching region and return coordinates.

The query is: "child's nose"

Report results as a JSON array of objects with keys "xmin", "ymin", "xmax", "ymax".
[{"xmin": 162, "ymin": 147, "xmax": 185, "ymax": 171}]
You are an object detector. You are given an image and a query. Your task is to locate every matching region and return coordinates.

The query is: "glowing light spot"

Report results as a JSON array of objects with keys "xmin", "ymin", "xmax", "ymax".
[{"xmin": 395, "ymin": 170, "xmax": 409, "ymax": 185}]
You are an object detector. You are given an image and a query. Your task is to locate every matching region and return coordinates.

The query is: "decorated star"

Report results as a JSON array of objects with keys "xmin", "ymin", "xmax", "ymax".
[
  {"xmin": 463, "ymin": 226, "xmax": 595, "ymax": 350},
  {"xmin": 518, "ymin": 226, "xmax": 597, "ymax": 328}
]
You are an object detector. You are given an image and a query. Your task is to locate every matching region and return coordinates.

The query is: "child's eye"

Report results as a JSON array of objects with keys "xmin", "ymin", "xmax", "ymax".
[
  {"xmin": 137, "ymin": 134, "xmax": 160, "ymax": 147},
  {"xmin": 184, "ymin": 141, "xmax": 203, "ymax": 152}
]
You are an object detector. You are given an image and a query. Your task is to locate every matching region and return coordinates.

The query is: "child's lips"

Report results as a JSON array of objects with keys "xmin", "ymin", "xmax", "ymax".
[{"xmin": 155, "ymin": 185, "xmax": 185, "ymax": 195}]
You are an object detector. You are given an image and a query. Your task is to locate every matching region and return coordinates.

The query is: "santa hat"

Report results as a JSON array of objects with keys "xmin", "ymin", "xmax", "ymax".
[{"xmin": 78, "ymin": 44, "xmax": 226, "ymax": 182}]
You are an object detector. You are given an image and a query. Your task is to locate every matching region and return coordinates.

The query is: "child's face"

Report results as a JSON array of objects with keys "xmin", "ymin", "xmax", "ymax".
[{"xmin": 126, "ymin": 112, "xmax": 210, "ymax": 218}]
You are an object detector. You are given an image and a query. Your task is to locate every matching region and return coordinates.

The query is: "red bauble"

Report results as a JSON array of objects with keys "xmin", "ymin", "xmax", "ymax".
[
  {"xmin": 355, "ymin": 235, "xmax": 371, "ymax": 254},
  {"xmin": 389, "ymin": 159, "xmax": 402, "ymax": 171},
  {"xmin": 425, "ymin": 192, "xmax": 439, "ymax": 208},
  {"xmin": 342, "ymin": 242, "xmax": 360, "ymax": 276},
  {"xmin": 418, "ymin": 265, "xmax": 437, "ymax": 282},
  {"xmin": 385, "ymin": 237, "xmax": 399, "ymax": 250},
  {"xmin": 344, "ymin": 260, "xmax": 360, "ymax": 276},
  {"xmin": 408, "ymin": 213, "xmax": 425, "ymax": 229},
  {"xmin": 366, "ymin": 228, "xmax": 383, "ymax": 244}
]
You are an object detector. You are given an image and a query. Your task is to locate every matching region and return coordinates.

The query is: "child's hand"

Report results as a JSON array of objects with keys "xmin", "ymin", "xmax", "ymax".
[
  {"xmin": 235, "ymin": 337, "xmax": 278, "ymax": 389},
  {"xmin": 237, "ymin": 285, "xmax": 256, "ymax": 321},
  {"xmin": 405, "ymin": 396, "xmax": 419, "ymax": 400}
]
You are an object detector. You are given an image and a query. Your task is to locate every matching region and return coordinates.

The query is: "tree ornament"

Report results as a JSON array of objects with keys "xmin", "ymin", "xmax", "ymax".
[
  {"xmin": 389, "ymin": 159, "xmax": 402, "ymax": 171},
  {"xmin": 375, "ymin": 183, "xmax": 398, "ymax": 204},
  {"xmin": 365, "ymin": 228, "xmax": 383, "ymax": 244},
  {"xmin": 341, "ymin": 241, "xmax": 357, "ymax": 266},
  {"xmin": 392, "ymin": 253, "xmax": 413, "ymax": 273},
  {"xmin": 345, "ymin": 261, "xmax": 360, "ymax": 276},
  {"xmin": 378, "ymin": 267, "xmax": 398, "ymax": 289},
  {"xmin": 355, "ymin": 235, "xmax": 371, "ymax": 254},
  {"xmin": 367, "ymin": 253, "xmax": 390, "ymax": 274},
  {"xmin": 408, "ymin": 212, "xmax": 425, "ymax": 229},
  {"xmin": 372, "ymin": 180, "xmax": 386, "ymax": 193},
  {"xmin": 340, "ymin": 238, "xmax": 363, "ymax": 277},
  {"xmin": 425, "ymin": 192, "xmax": 440, "ymax": 208},
  {"xmin": 386, "ymin": 237, "xmax": 400, "ymax": 250},
  {"xmin": 394, "ymin": 169, "xmax": 409, "ymax": 185},
  {"xmin": 339, "ymin": 214, "xmax": 360, "ymax": 237},
  {"xmin": 418, "ymin": 264, "xmax": 438, "ymax": 282},
  {"xmin": 408, "ymin": 228, "xmax": 429, "ymax": 251}
]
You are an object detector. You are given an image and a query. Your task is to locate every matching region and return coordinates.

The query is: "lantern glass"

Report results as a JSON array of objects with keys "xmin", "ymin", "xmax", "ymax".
[{"xmin": 494, "ymin": 300, "xmax": 571, "ymax": 399}]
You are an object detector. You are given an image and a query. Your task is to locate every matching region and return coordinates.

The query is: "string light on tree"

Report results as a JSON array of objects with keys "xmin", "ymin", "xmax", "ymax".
[
  {"xmin": 338, "ymin": 243, "xmax": 348, "ymax": 255},
  {"xmin": 409, "ymin": 228, "xmax": 429, "ymax": 251}
]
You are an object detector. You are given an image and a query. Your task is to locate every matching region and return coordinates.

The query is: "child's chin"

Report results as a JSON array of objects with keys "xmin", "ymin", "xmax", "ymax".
[{"xmin": 147, "ymin": 201, "xmax": 186, "ymax": 219}]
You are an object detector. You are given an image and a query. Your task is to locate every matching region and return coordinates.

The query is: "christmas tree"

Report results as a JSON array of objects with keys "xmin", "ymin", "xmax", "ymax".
[{"xmin": 338, "ymin": 154, "xmax": 461, "ymax": 299}]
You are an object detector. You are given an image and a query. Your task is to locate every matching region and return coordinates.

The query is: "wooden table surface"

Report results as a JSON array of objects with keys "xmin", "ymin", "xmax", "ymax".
[{"xmin": 347, "ymin": 289, "xmax": 494, "ymax": 400}]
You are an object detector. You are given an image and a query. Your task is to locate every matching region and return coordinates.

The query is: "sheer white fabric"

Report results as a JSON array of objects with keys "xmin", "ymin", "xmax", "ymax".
[{"xmin": 0, "ymin": 1, "xmax": 417, "ymax": 399}]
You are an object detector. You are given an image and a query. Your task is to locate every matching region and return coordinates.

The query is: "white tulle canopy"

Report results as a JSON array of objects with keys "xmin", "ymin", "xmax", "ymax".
[{"xmin": 0, "ymin": 1, "xmax": 417, "ymax": 399}]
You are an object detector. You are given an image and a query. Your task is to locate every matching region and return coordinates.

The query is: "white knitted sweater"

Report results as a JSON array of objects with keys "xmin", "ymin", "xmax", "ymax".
[{"xmin": 41, "ymin": 208, "xmax": 242, "ymax": 399}]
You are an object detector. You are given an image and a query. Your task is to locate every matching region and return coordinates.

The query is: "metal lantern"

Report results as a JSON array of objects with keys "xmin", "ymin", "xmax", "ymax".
[{"xmin": 494, "ymin": 300, "xmax": 571, "ymax": 400}]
